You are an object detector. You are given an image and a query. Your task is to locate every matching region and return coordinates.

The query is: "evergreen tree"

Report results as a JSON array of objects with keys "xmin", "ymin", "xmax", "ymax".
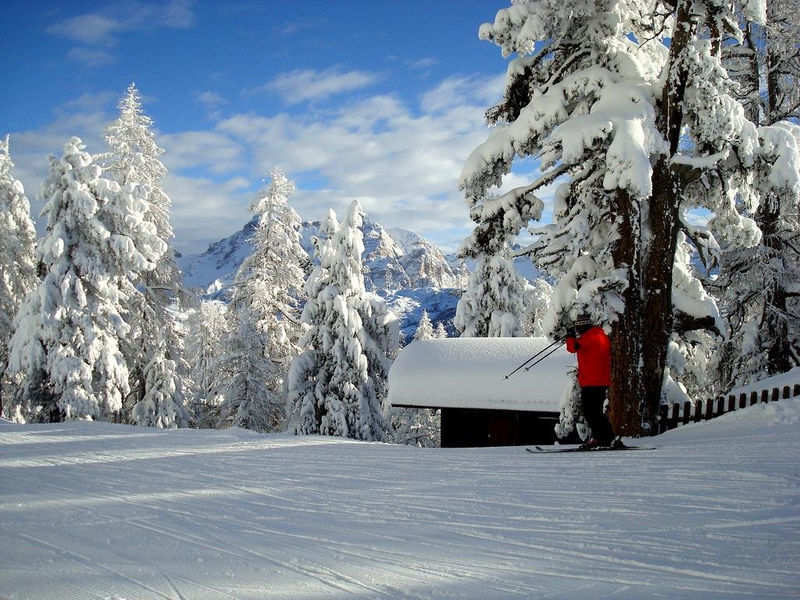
[
  {"xmin": 710, "ymin": 5, "xmax": 800, "ymax": 390},
  {"xmin": 414, "ymin": 310, "xmax": 435, "ymax": 341},
  {"xmin": 8, "ymin": 138, "xmax": 160, "ymax": 421},
  {"xmin": 105, "ymin": 83, "xmax": 189, "ymax": 427},
  {"xmin": 287, "ymin": 201, "xmax": 396, "ymax": 441},
  {"xmin": 185, "ymin": 300, "xmax": 229, "ymax": 428},
  {"xmin": 392, "ymin": 309, "xmax": 440, "ymax": 447},
  {"xmin": 454, "ymin": 246, "xmax": 526, "ymax": 338},
  {"xmin": 217, "ymin": 169, "xmax": 307, "ymax": 431},
  {"xmin": 0, "ymin": 135, "xmax": 38, "ymax": 416},
  {"xmin": 724, "ymin": 0, "xmax": 799, "ymax": 125},
  {"xmin": 434, "ymin": 322, "xmax": 448, "ymax": 339},
  {"xmin": 520, "ymin": 278, "xmax": 553, "ymax": 338},
  {"xmin": 711, "ymin": 122, "xmax": 800, "ymax": 389},
  {"xmin": 463, "ymin": 1, "xmax": 763, "ymax": 434}
]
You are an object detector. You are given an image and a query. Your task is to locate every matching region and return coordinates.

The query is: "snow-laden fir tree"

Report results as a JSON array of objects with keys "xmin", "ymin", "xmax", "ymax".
[
  {"xmin": 104, "ymin": 83, "xmax": 188, "ymax": 427},
  {"xmin": 462, "ymin": 1, "xmax": 767, "ymax": 435},
  {"xmin": 287, "ymin": 201, "xmax": 397, "ymax": 441},
  {"xmin": 185, "ymin": 300, "xmax": 229, "ymax": 428},
  {"xmin": 709, "ymin": 5, "xmax": 800, "ymax": 391},
  {"xmin": 413, "ymin": 310, "xmax": 435, "ymax": 341},
  {"xmin": 8, "ymin": 137, "xmax": 163, "ymax": 422},
  {"xmin": 454, "ymin": 245, "xmax": 526, "ymax": 337},
  {"xmin": 724, "ymin": 0, "xmax": 799, "ymax": 126},
  {"xmin": 434, "ymin": 322, "xmax": 448, "ymax": 338},
  {"xmin": 216, "ymin": 169, "xmax": 307, "ymax": 432},
  {"xmin": 665, "ymin": 232, "xmax": 723, "ymax": 405},
  {"xmin": 711, "ymin": 121, "xmax": 800, "ymax": 390},
  {"xmin": 391, "ymin": 309, "xmax": 441, "ymax": 447},
  {"xmin": 0, "ymin": 135, "xmax": 39, "ymax": 416},
  {"xmin": 520, "ymin": 278, "xmax": 553, "ymax": 337}
]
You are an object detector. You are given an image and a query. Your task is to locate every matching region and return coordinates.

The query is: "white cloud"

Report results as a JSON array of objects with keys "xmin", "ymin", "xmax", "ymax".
[
  {"xmin": 45, "ymin": 1, "xmax": 195, "ymax": 67},
  {"xmin": 7, "ymin": 73, "xmax": 530, "ymax": 255},
  {"xmin": 46, "ymin": 14, "xmax": 120, "ymax": 45},
  {"xmin": 409, "ymin": 57, "xmax": 439, "ymax": 70},
  {"xmin": 260, "ymin": 67, "xmax": 381, "ymax": 104},
  {"xmin": 195, "ymin": 91, "xmax": 227, "ymax": 108},
  {"xmin": 160, "ymin": 131, "xmax": 245, "ymax": 174},
  {"xmin": 421, "ymin": 74, "xmax": 505, "ymax": 115},
  {"xmin": 164, "ymin": 173, "xmax": 253, "ymax": 252},
  {"xmin": 66, "ymin": 47, "xmax": 116, "ymax": 67}
]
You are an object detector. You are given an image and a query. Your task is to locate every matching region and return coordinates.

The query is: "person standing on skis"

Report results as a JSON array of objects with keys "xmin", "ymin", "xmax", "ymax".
[{"xmin": 566, "ymin": 314, "xmax": 621, "ymax": 449}]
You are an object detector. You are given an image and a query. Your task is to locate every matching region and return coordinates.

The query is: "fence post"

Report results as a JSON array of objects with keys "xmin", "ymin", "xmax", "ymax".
[
  {"xmin": 693, "ymin": 402, "xmax": 703, "ymax": 423},
  {"xmin": 772, "ymin": 387, "xmax": 780, "ymax": 402},
  {"xmin": 783, "ymin": 386, "xmax": 791, "ymax": 400},
  {"xmin": 739, "ymin": 393, "xmax": 747, "ymax": 409},
  {"xmin": 704, "ymin": 399, "xmax": 713, "ymax": 421},
  {"xmin": 670, "ymin": 403, "xmax": 680, "ymax": 430},
  {"xmin": 794, "ymin": 384, "xmax": 800, "ymax": 398},
  {"xmin": 658, "ymin": 404, "xmax": 668, "ymax": 434},
  {"xmin": 683, "ymin": 401, "xmax": 692, "ymax": 425},
  {"xmin": 749, "ymin": 391, "xmax": 757, "ymax": 406},
  {"xmin": 728, "ymin": 395, "xmax": 736, "ymax": 412},
  {"xmin": 761, "ymin": 389, "xmax": 769, "ymax": 403}
]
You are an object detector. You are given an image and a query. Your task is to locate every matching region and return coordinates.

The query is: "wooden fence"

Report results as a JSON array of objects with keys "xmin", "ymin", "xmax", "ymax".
[{"xmin": 657, "ymin": 383, "xmax": 800, "ymax": 434}]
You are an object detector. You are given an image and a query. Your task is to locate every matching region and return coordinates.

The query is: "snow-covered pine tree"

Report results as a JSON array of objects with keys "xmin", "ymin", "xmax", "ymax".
[
  {"xmin": 414, "ymin": 310, "xmax": 435, "ymax": 341},
  {"xmin": 104, "ymin": 83, "xmax": 188, "ymax": 427},
  {"xmin": 454, "ymin": 246, "xmax": 526, "ymax": 337},
  {"xmin": 0, "ymin": 135, "xmax": 38, "ymax": 416},
  {"xmin": 355, "ymin": 284, "xmax": 398, "ymax": 441},
  {"xmin": 391, "ymin": 308, "xmax": 441, "ymax": 447},
  {"xmin": 709, "ymin": 5, "xmax": 800, "ymax": 390},
  {"xmin": 185, "ymin": 300, "xmax": 229, "ymax": 428},
  {"xmin": 724, "ymin": 0, "xmax": 799, "ymax": 126},
  {"xmin": 8, "ymin": 137, "xmax": 160, "ymax": 421},
  {"xmin": 520, "ymin": 278, "xmax": 553, "ymax": 338},
  {"xmin": 711, "ymin": 121, "xmax": 800, "ymax": 390},
  {"xmin": 287, "ymin": 211, "xmax": 339, "ymax": 436},
  {"xmin": 434, "ymin": 322, "xmax": 448, "ymax": 338},
  {"xmin": 462, "ymin": 1, "xmax": 762, "ymax": 435},
  {"xmin": 216, "ymin": 169, "xmax": 307, "ymax": 432},
  {"xmin": 287, "ymin": 201, "xmax": 395, "ymax": 441}
]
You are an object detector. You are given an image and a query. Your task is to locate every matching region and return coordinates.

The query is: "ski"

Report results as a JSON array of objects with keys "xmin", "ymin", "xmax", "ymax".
[{"xmin": 527, "ymin": 445, "xmax": 656, "ymax": 453}]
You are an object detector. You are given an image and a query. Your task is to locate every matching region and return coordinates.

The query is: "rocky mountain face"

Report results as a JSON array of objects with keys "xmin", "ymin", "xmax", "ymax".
[{"xmin": 177, "ymin": 215, "xmax": 468, "ymax": 341}]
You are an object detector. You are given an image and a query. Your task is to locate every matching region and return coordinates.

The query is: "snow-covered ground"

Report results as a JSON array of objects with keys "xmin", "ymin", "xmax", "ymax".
[{"xmin": 1, "ymin": 400, "xmax": 798, "ymax": 600}]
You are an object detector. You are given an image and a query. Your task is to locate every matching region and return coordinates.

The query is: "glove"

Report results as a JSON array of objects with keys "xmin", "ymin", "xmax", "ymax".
[{"xmin": 566, "ymin": 327, "xmax": 576, "ymax": 338}]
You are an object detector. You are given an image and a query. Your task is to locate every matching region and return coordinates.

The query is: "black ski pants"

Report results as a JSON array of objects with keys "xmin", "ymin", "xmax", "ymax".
[{"xmin": 580, "ymin": 386, "xmax": 615, "ymax": 445}]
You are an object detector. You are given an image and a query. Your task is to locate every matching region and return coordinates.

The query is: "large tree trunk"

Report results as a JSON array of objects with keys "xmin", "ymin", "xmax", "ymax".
[
  {"xmin": 609, "ymin": 188, "xmax": 645, "ymax": 435},
  {"xmin": 640, "ymin": 159, "xmax": 681, "ymax": 431},
  {"xmin": 637, "ymin": 0, "xmax": 695, "ymax": 432}
]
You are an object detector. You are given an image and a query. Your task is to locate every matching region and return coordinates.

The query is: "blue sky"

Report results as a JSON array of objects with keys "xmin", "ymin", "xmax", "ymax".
[{"xmin": 3, "ymin": 0, "xmax": 543, "ymax": 255}]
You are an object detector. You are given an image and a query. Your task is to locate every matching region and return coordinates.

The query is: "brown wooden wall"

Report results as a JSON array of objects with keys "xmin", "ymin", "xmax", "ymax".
[{"xmin": 440, "ymin": 408, "xmax": 580, "ymax": 448}]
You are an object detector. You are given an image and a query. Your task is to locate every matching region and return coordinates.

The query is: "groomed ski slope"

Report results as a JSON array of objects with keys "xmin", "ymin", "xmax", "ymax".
[{"xmin": 1, "ymin": 400, "xmax": 798, "ymax": 600}]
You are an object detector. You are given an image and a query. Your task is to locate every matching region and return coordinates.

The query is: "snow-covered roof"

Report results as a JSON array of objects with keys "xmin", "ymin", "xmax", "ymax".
[{"xmin": 388, "ymin": 337, "xmax": 573, "ymax": 412}]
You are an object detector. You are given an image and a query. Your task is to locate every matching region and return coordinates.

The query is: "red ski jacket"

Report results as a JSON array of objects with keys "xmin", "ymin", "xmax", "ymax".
[{"xmin": 566, "ymin": 326, "xmax": 611, "ymax": 387}]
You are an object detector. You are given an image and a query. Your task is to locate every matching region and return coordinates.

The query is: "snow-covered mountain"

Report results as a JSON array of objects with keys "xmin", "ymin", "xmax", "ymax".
[{"xmin": 177, "ymin": 215, "xmax": 469, "ymax": 341}]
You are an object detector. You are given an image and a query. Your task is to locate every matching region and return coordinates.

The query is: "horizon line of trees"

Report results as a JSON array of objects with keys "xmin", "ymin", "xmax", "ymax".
[
  {"xmin": 0, "ymin": 83, "xmax": 440, "ymax": 445},
  {"xmin": 3, "ymin": 0, "xmax": 798, "ymax": 444}
]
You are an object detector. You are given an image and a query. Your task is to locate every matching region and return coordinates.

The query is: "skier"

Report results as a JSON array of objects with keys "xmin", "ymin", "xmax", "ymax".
[{"xmin": 566, "ymin": 314, "xmax": 622, "ymax": 449}]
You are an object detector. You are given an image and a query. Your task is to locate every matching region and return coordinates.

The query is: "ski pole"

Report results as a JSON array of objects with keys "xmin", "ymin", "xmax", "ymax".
[
  {"xmin": 523, "ymin": 342, "xmax": 564, "ymax": 373},
  {"xmin": 504, "ymin": 337, "xmax": 565, "ymax": 379}
]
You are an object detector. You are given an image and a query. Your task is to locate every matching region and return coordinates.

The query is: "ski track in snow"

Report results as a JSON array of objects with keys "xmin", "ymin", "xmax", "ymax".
[{"xmin": 1, "ymin": 402, "xmax": 799, "ymax": 600}]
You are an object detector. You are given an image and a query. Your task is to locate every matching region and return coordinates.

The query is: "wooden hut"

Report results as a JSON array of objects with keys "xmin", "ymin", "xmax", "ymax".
[{"xmin": 388, "ymin": 337, "xmax": 579, "ymax": 447}]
